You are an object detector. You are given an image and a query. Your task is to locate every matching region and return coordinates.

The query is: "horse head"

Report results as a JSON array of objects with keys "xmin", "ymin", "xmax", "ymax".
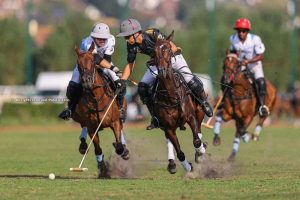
[
  {"xmin": 75, "ymin": 43, "xmax": 96, "ymax": 89},
  {"xmin": 223, "ymin": 52, "xmax": 240, "ymax": 85},
  {"xmin": 154, "ymin": 31, "xmax": 174, "ymax": 79}
]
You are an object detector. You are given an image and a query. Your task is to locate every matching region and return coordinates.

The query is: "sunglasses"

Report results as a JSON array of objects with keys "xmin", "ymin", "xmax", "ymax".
[
  {"xmin": 93, "ymin": 37, "xmax": 107, "ymax": 41},
  {"xmin": 124, "ymin": 35, "xmax": 133, "ymax": 40},
  {"xmin": 237, "ymin": 29, "xmax": 249, "ymax": 33}
]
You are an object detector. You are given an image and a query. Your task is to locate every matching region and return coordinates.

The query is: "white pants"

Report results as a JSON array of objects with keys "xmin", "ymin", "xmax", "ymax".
[
  {"xmin": 71, "ymin": 64, "xmax": 119, "ymax": 84},
  {"xmin": 140, "ymin": 54, "xmax": 193, "ymax": 85},
  {"xmin": 242, "ymin": 63, "xmax": 264, "ymax": 79}
]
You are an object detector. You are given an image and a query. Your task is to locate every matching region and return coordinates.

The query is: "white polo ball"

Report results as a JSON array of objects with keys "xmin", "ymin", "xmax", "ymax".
[{"xmin": 48, "ymin": 173, "xmax": 55, "ymax": 180}]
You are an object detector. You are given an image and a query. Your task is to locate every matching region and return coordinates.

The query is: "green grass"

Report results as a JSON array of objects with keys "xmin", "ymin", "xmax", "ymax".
[{"xmin": 0, "ymin": 122, "xmax": 299, "ymax": 200}]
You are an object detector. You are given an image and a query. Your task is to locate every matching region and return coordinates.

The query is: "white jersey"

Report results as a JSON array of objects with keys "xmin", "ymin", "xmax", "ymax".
[
  {"xmin": 80, "ymin": 36, "xmax": 115, "ymax": 57},
  {"xmin": 72, "ymin": 35, "xmax": 118, "ymax": 83},
  {"xmin": 229, "ymin": 33, "xmax": 265, "ymax": 67}
]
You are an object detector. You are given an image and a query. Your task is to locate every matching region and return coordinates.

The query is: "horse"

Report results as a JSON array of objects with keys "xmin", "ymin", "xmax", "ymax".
[
  {"xmin": 72, "ymin": 43, "xmax": 129, "ymax": 178},
  {"xmin": 213, "ymin": 53, "xmax": 277, "ymax": 161},
  {"xmin": 152, "ymin": 31, "xmax": 207, "ymax": 173}
]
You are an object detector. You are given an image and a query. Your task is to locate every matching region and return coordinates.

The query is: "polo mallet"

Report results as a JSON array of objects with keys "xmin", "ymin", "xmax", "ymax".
[
  {"xmin": 70, "ymin": 93, "xmax": 118, "ymax": 172},
  {"xmin": 202, "ymin": 93, "xmax": 224, "ymax": 129},
  {"xmin": 128, "ymin": 78, "xmax": 138, "ymax": 86}
]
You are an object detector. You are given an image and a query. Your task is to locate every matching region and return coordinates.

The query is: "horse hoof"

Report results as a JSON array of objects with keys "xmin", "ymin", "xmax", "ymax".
[
  {"xmin": 113, "ymin": 142, "xmax": 125, "ymax": 155},
  {"xmin": 195, "ymin": 151, "xmax": 205, "ymax": 163},
  {"xmin": 252, "ymin": 134, "xmax": 259, "ymax": 141},
  {"xmin": 121, "ymin": 147, "xmax": 130, "ymax": 160},
  {"xmin": 213, "ymin": 135, "xmax": 221, "ymax": 146},
  {"xmin": 227, "ymin": 152, "xmax": 236, "ymax": 162},
  {"xmin": 97, "ymin": 160, "xmax": 110, "ymax": 179},
  {"xmin": 167, "ymin": 159, "xmax": 177, "ymax": 174},
  {"xmin": 78, "ymin": 141, "xmax": 88, "ymax": 155}
]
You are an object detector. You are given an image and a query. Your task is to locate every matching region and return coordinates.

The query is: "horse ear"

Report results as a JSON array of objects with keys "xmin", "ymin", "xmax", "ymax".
[
  {"xmin": 75, "ymin": 46, "xmax": 80, "ymax": 56},
  {"xmin": 225, "ymin": 48, "xmax": 230, "ymax": 55},
  {"xmin": 88, "ymin": 42, "xmax": 95, "ymax": 53},
  {"xmin": 166, "ymin": 30, "xmax": 174, "ymax": 41}
]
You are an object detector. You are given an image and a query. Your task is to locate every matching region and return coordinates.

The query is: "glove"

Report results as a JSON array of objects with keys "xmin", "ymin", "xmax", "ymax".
[
  {"xmin": 115, "ymin": 79, "xmax": 126, "ymax": 88},
  {"xmin": 115, "ymin": 79, "xmax": 127, "ymax": 95},
  {"xmin": 110, "ymin": 65, "xmax": 120, "ymax": 73}
]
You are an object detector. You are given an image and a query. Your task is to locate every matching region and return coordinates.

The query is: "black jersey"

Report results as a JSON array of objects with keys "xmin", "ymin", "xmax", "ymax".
[{"xmin": 126, "ymin": 28, "xmax": 165, "ymax": 63}]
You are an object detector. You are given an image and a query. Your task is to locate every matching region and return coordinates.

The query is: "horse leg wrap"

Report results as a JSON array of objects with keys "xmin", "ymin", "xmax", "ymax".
[
  {"xmin": 120, "ymin": 130, "xmax": 126, "ymax": 145},
  {"xmin": 79, "ymin": 127, "xmax": 88, "ymax": 140},
  {"xmin": 198, "ymin": 133, "xmax": 203, "ymax": 140},
  {"xmin": 214, "ymin": 115, "xmax": 223, "ymax": 135},
  {"xmin": 232, "ymin": 138, "xmax": 240, "ymax": 153},
  {"xmin": 177, "ymin": 151, "xmax": 185, "ymax": 162},
  {"xmin": 115, "ymin": 142, "xmax": 124, "ymax": 155},
  {"xmin": 195, "ymin": 143, "xmax": 206, "ymax": 154},
  {"xmin": 167, "ymin": 139, "xmax": 175, "ymax": 160},
  {"xmin": 241, "ymin": 132, "xmax": 250, "ymax": 143},
  {"xmin": 96, "ymin": 154, "xmax": 103, "ymax": 162},
  {"xmin": 254, "ymin": 125, "xmax": 262, "ymax": 136},
  {"xmin": 180, "ymin": 159, "xmax": 192, "ymax": 172}
]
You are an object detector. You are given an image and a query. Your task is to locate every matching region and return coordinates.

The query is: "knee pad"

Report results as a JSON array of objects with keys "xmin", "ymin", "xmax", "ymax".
[
  {"xmin": 138, "ymin": 82, "xmax": 151, "ymax": 104},
  {"xmin": 188, "ymin": 76, "xmax": 204, "ymax": 93}
]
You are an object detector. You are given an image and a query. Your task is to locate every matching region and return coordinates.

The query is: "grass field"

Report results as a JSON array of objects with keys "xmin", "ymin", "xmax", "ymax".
[{"xmin": 0, "ymin": 122, "xmax": 299, "ymax": 200}]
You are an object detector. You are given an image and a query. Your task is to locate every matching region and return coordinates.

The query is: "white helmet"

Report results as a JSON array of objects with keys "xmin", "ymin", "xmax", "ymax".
[{"xmin": 90, "ymin": 23, "xmax": 112, "ymax": 39}]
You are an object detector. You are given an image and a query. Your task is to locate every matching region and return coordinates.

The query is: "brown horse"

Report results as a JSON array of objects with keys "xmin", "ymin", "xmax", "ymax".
[
  {"xmin": 72, "ymin": 43, "xmax": 129, "ymax": 178},
  {"xmin": 153, "ymin": 32, "xmax": 207, "ymax": 173},
  {"xmin": 213, "ymin": 53, "xmax": 277, "ymax": 161}
]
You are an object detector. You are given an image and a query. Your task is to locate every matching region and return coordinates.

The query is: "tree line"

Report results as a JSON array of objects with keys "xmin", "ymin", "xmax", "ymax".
[{"xmin": 0, "ymin": 2, "xmax": 298, "ymax": 91}]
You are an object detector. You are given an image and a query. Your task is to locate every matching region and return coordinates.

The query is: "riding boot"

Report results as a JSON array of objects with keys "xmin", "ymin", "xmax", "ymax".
[
  {"xmin": 116, "ymin": 95, "xmax": 126, "ymax": 123},
  {"xmin": 255, "ymin": 78, "xmax": 270, "ymax": 117},
  {"xmin": 115, "ymin": 79, "xmax": 127, "ymax": 123},
  {"xmin": 58, "ymin": 81, "xmax": 82, "ymax": 120},
  {"xmin": 145, "ymin": 101, "xmax": 159, "ymax": 130},
  {"xmin": 187, "ymin": 77, "xmax": 213, "ymax": 117},
  {"xmin": 138, "ymin": 82, "xmax": 159, "ymax": 130}
]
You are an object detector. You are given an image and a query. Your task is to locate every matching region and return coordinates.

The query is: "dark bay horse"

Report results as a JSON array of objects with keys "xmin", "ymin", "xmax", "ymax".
[
  {"xmin": 72, "ymin": 43, "xmax": 129, "ymax": 178},
  {"xmin": 153, "ymin": 31, "xmax": 207, "ymax": 173},
  {"xmin": 213, "ymin": 53, "xmax": 276, "ymax": 161}
]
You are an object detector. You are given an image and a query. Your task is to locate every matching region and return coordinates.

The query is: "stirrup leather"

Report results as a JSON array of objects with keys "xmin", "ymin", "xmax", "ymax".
[{"xmin": 146, "ymin": 117, "xmax": 159, "ymax": 130}]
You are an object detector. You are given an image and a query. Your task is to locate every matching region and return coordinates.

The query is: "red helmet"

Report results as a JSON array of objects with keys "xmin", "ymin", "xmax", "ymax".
[{"xmin": 234, "ymin": 18, "xmax": 251, "ymax": 30}]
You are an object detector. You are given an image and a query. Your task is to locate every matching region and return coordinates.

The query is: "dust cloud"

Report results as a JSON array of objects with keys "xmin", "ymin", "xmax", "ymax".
[{"xmin": 184, "ymin": 157, "xmax": 236, "ymax": 179}]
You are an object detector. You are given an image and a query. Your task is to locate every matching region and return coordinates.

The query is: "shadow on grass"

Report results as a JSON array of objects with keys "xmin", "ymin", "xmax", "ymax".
[{"xmin": 0, "ymin": 174, "xmax": 93, "ymax": 179}]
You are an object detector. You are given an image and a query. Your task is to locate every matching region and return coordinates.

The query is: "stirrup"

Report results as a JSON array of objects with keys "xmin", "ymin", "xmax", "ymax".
[
  {"xmin": 58, "ymin": 108, "xmax": 72, "ymax": 120},
  {"xmin": 259, "ymin": 105, "xmax": 270, "ymax": 117},
  {"xmin": 146, "ymin": 117, "xmax": 159, "ymax": 130}
]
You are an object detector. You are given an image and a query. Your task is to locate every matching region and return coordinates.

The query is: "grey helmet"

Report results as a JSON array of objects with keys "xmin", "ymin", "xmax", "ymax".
[
  {"xmin": 117, "ymin": 19, "xmax": 142, "ymax": 37},
  {"xmin": 90, "ymin": 23, "xmax": 112, "ymax": 39}
]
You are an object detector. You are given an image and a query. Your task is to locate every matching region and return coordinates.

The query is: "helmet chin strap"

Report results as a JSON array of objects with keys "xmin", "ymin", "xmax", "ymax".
[{"xmin": 133, "ymin": 33, "xmax": 141, "ymax": 44}]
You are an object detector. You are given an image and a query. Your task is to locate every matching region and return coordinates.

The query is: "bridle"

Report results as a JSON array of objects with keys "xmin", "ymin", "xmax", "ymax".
[
  {"xmin": 77, "ymin": 52, "xmax": 113, "ymax": 114},
  {"xmin": 154, "ymin": 40, "xmax": 189, "ymax": 108}
]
